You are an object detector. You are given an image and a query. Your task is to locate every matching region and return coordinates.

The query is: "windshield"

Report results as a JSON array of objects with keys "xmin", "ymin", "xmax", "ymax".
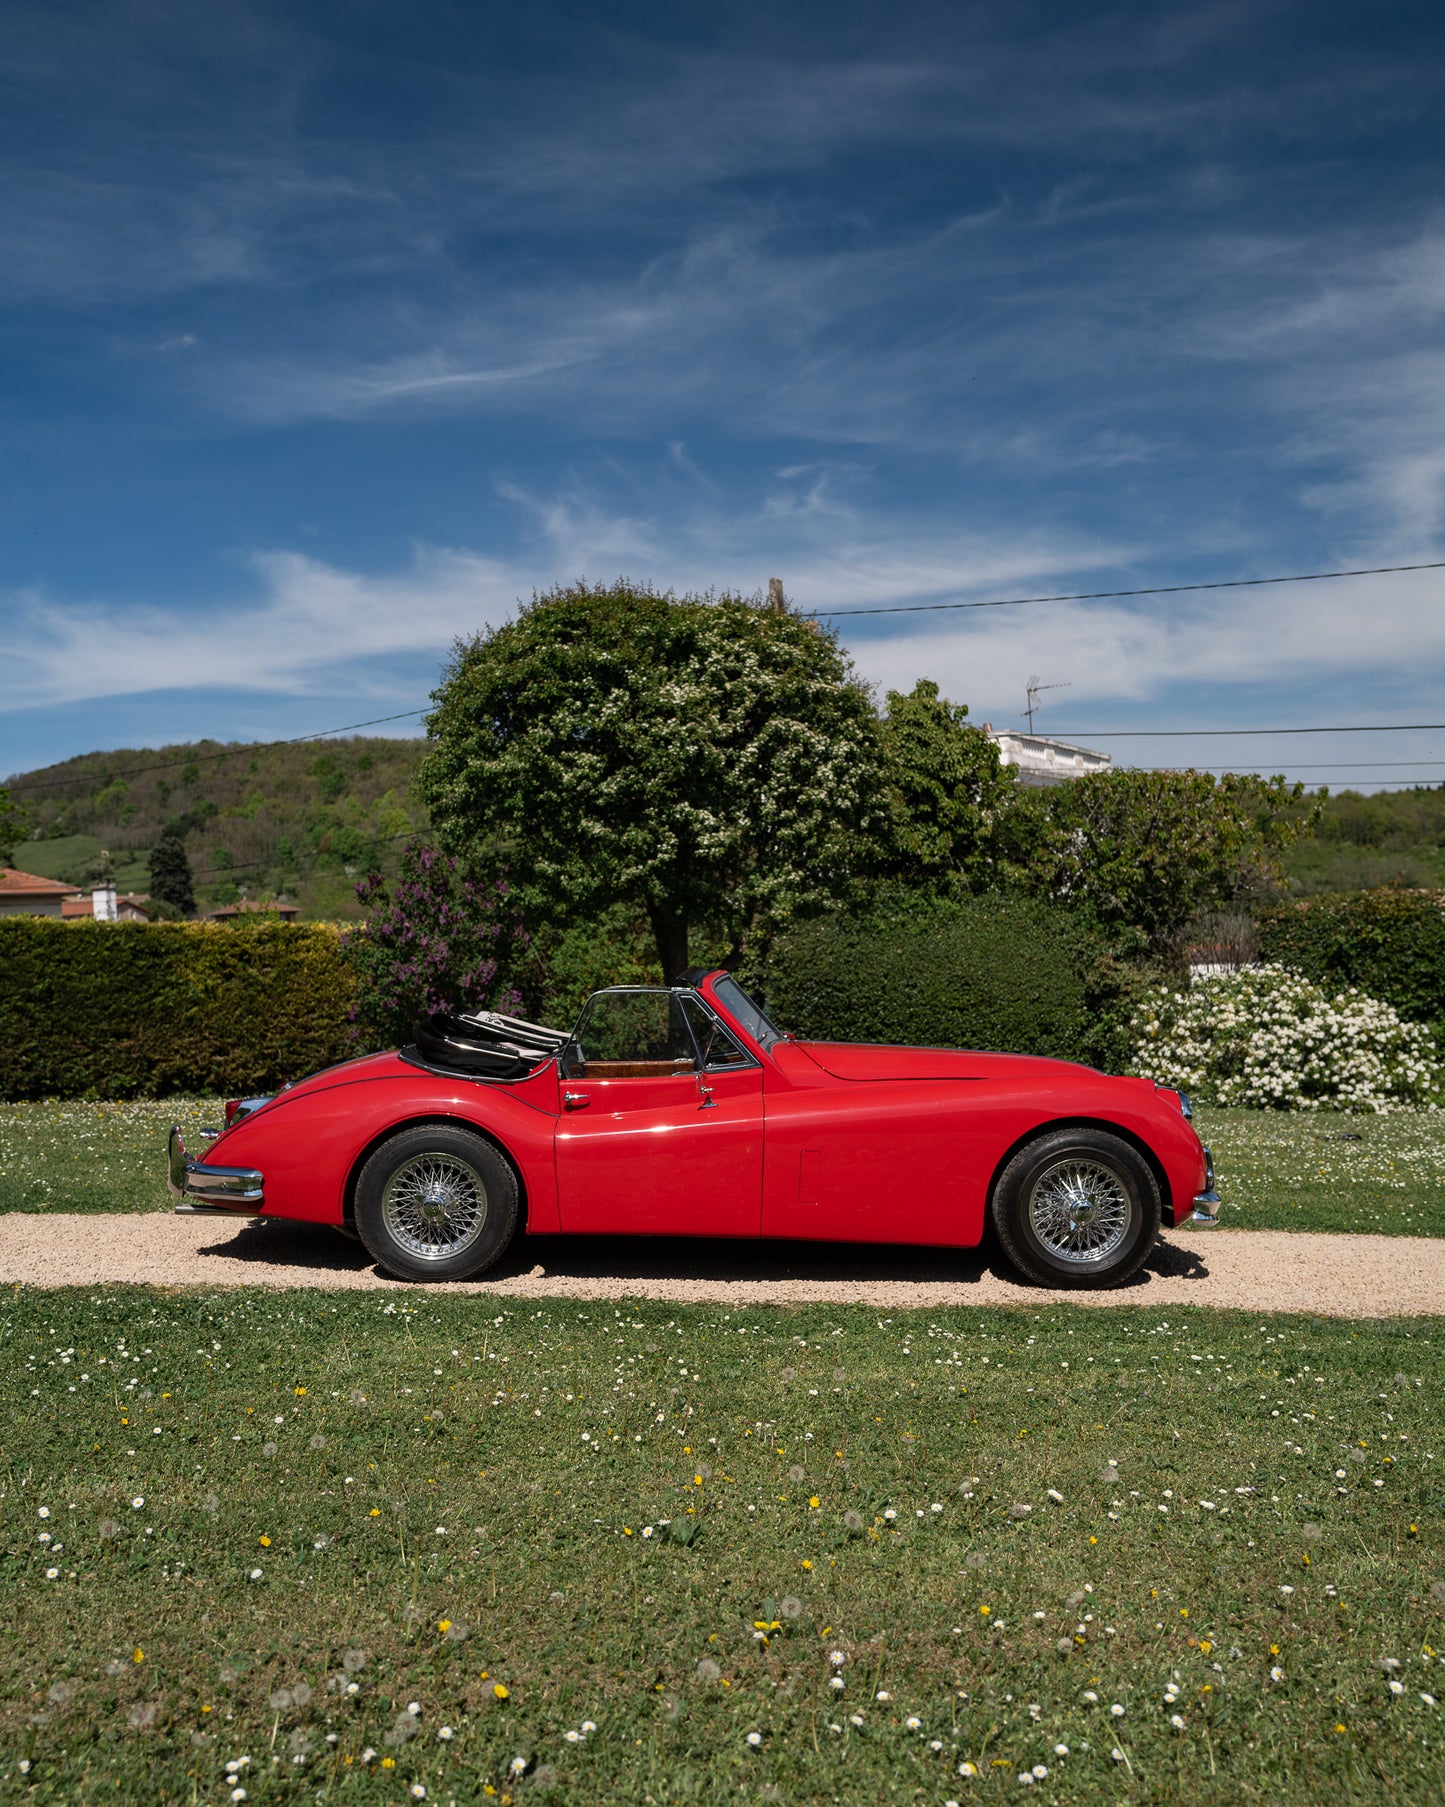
[{"xmin": 712, "ymin": 977, "xmax": 783, "ymax": 1050}]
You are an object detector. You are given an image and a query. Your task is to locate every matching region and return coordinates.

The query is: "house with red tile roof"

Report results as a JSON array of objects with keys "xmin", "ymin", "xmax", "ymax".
[
  {"xmin": 0, "ymin": 867, "xmax": 80, "ymax": 917},
  {"xmin": 61, "ymin": 891, "xmax": 154, "ymax": 921}
]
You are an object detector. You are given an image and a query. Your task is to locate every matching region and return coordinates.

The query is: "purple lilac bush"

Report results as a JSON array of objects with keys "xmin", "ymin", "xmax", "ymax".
[{"xmin": 341, "ymin": 841, "xmax": 526, "ymax": 1047}]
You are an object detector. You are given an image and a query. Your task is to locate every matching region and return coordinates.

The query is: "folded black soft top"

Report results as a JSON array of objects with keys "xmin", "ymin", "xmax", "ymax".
[{"xmin": 407, "ymin": 1008, "xmax": 568, "ymax": 1079}]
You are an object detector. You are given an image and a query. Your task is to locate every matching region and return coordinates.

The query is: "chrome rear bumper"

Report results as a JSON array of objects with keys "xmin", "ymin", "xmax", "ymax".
[{"xmin": 168, "ymin": 1124, "xmax": 265, "ymax": 1214}]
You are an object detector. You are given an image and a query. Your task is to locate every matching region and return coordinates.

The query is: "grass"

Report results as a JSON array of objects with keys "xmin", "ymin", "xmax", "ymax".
[
  {"xmin": 2, "ymin": 1292, "xmax": 1442, "ymax": 1803},
  {"xmin": 5, "ymin": 1099, "xmax": 1445, "ymax": 1239},
  {"xmin": 9, "ymin": 835, "xmax": 150, "ymax": 894},
  {"xmin": 0, "ymin": 1100, "xmax": 221, "ymax": 1214},
  {"xmin": 1197, "ymin": 1108, "xmax": 1445, "ymax": 1239}
]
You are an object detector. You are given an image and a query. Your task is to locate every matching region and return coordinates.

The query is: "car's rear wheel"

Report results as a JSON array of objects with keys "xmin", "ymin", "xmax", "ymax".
[
  {"xmin": 991, "ymin": 1127, "xmax": 1159, "ymax": 1289},
  {"xmin": 353, "ymin": 1125, "xmax": 519, "ymax": 1282}
]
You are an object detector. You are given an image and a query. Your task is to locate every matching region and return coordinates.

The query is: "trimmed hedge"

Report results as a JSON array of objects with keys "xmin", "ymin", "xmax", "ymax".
[
  {"xmin": 752, "ymin": 895, "xmax": 1136, "ymax": 1069},
  {"xmin": 0, "ymin": 918, "xmax": 356, "ymax": 1100},
  {"xmin": 1258, "ymin": 889, "xmax": 1445, "ymax": 1033}
]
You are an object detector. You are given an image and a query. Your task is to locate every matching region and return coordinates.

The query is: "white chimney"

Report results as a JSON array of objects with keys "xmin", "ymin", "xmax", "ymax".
[{"xmin": 93, "ymin": 883, "xmax": 117, "ymax": 922}]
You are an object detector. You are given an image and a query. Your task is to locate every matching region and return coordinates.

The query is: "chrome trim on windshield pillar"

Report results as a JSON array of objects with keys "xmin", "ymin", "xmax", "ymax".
[{"xmin": 168, "ymin": 1125, "xmax": 265, "ymax": 1212}]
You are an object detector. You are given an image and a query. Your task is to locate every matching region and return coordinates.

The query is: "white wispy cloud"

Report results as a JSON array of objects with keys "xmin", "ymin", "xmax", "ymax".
[{"xmin": 6, "ymin": 482, "xmax": 1444, "ymax": 739}]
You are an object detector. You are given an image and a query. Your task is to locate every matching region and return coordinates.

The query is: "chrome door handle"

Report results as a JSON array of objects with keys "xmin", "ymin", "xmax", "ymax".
[{"xmin": 562, "ymin": 1091, "xmax": 590, "ymax": 1111}]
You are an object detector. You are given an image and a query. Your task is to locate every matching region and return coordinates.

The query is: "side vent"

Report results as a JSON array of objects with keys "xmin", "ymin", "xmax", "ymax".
[{"xmin": 799, "ymin": 1150, "xmax": 821, "ymax": 1207}]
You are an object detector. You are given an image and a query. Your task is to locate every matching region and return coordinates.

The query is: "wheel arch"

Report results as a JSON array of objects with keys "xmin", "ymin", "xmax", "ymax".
[
  {"xmin": 985, "ymin": 1116, "xmax": 1172, "ymax": 1222},
  {"xmin": 343, "ymin": 1114, "xmax": 529, "ymax": 1231}
]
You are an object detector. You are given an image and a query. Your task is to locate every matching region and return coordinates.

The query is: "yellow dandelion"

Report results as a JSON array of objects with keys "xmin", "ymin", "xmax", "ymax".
[
  {"xmin": 295, "ymin": 1386, "xmax": 307, "ymax": 1396},
  {"xmin": 493, "ymin": 1683, "xmax": 510, "ymax": 1700},
  {"xmin": 438, "ymin": 1620, "xmax": 451, "ymax": 1633},
  {"xmin": 132, "ymin": 1648, "xmax": 144, "ymax": 1664},
  {"xmin": 802, "ymin": 1559, "xmax": 813, "ymax": 1571},
  {"xmin": 809, "ymin": 1496, "xmax": 820, "ymax": 1509}
]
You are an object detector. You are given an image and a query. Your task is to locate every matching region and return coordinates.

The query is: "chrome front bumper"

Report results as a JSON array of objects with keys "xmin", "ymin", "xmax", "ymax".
[
  {"xmin": 167, "ymin": 1124, "xmax": 265, "ymax": 1216},
  {"xmin": 1187, "ymin": 1145, "xmax": 1220, "ymax": 1229}
]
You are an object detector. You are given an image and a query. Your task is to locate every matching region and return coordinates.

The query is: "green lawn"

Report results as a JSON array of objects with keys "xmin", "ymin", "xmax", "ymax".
[
  {"xmin": 1197, "ymin": 1108, "xmax": 1445, "ymax": 1238},
  {"xmin": 0, "ymin": 1100, "xmax": 221, "ymax": 1214},
  {"xmin": 2, "ymin": 1293, "xmax": 1441, "ymax": 1803},
  {"xmin": 4, "ymin": 1099, "xmax": 1445, "ymax": 1238}
]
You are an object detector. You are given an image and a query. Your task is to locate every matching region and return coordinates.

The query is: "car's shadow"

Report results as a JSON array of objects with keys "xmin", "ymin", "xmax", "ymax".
[{"xmin": 198, "ymin": 1217, "xmax": 1212, "ymax": 1291}]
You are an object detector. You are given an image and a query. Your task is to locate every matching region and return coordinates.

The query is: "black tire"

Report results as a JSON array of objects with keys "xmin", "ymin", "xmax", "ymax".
[
  {"xmin": 990, "ymin": 1127, "xmax": 1159, "ymax": 1289},
  {"xmin": 353, "ymin": 1124, "xmax": 519, "ymax": 1283}
]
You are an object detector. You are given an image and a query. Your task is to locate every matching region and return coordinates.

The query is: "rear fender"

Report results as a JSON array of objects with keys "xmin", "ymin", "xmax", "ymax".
[
  {"xmin": 342, "ymin": 1115, "xmax": 531, "ymax": 1232},
  {"xmin": 211, "ymin": 1075, "xmax": 559, "ymax": 1231}
]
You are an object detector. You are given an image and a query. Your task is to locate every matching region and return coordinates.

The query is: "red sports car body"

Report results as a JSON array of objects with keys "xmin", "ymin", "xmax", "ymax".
[{"xmin": 169, "ymin": 970, "xmax": 1217, "ymax": 1288}]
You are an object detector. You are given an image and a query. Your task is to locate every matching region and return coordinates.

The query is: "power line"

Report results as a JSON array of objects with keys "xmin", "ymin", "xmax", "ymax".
[
  {"xmin": 1181, "ymin": 761, "xmax": 1445, "ymax": 772},
  {"xmin": 804, "ymin": 558, "xmax": 1445, "ymax": 619},
  {"xmin": 1046, "ymin": 722, "xmax": 1445, "ymax": 738},
  {"xmin": 13, "ymin": 708, "xmax": 428, "ymax": 793}
]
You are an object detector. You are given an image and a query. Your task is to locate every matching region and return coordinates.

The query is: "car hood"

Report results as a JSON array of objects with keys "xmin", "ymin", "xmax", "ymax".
[{"xmin": 793, "ymin": 1041, "xmax": 1096, "ymax": 1084}]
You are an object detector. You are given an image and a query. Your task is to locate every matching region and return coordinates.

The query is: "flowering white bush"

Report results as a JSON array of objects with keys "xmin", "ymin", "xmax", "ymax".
[{"xmin": 1130, "ymin": 964, "xmax": 1440, "ymax": 1111}]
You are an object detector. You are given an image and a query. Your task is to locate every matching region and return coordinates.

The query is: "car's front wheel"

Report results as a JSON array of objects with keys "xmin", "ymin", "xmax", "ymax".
[
  {"xmin": 991, "ymin": 1128, "xmax": 1159, "ymax": 1289},
  {"xmin": 353, "ymin": 1124, "xmax": 519, "ymax": 1282}
]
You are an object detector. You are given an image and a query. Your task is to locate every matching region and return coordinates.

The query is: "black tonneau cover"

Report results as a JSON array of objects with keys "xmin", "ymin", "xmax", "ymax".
[{"xmin": 408, "ymin": 1008, "xmax": 568, "ymax": 1079}]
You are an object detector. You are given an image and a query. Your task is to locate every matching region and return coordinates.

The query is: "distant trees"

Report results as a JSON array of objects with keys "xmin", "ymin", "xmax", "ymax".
[
  {"xmin": 0, "ymin": 785, "xmax": 26, "ymax": 865},
  {"xmin": 1002, "ymin": 768, "xmax": 1319, "ymax": 957},
  {"xmin": 148, "ymin": 829, "xmax": 197, "ymax": 917}
]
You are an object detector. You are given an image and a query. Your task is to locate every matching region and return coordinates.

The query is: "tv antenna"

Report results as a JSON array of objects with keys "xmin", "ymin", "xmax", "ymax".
[{"xmin": 1024, "ymin": 675, "xmax": 1070, "ymax": 733}]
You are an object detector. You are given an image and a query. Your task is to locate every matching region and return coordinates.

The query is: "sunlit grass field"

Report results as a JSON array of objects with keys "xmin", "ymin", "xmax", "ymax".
[
  {"xmin": 1195, "ymin": 1107, "xmax": 1445, "ymax": 1238},
  {"xmin": 2, "ymin": 1292, "xmax": 1442, "ymax": 1803},
  {"xmin": 4, "ymin": 1099, "xmax": 1445, "ymax": 1237}
]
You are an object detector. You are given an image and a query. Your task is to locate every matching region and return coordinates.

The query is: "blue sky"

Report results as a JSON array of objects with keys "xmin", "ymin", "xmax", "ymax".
[{"xmin": 4, "ymin": 0, "xmax": 1445, "ymax": 789}]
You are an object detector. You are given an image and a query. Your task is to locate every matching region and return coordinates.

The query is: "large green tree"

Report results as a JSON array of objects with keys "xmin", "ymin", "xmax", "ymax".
[
  {"xmin": 879, "ymin": 679, "xmax": 1017, "ymax": 887},
  {"xmin": 419, "ymin": 582, "xmax": 894, "ymax": 978},
  {"xmin": 1002, "ymin": 767, "xmax": 1320, "ymax": 956}
]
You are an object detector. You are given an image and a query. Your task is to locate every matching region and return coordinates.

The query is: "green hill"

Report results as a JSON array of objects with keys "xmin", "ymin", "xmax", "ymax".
[
  {"xmin": 7, "ymin": 735, "xmax": 427, "ymax": 919},
  {"xmin": 8, "ymin": 735, "xmax": 1444, "ymax": 921}
]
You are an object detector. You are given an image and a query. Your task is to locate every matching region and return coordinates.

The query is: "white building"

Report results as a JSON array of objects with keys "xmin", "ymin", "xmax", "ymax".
[{"xmin": 984, "ymin": 727, "xmax": 1112, "ymax": 788}]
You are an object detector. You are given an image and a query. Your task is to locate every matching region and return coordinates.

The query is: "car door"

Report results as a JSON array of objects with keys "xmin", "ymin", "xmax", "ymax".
[{"xmin": 554, "ymin": 988, "xmax": 763, "ymax": 1237}]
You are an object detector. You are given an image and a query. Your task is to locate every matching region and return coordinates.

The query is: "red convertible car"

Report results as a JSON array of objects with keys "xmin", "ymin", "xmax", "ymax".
[{"xmin": 168, "ymin": 971, "xmax": 1218, "ymax": 1289}]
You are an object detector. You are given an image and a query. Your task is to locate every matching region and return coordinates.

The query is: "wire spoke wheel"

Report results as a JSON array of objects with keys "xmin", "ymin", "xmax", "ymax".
[
  {"xmin": 381, "ymin": 1152, "xmax": 489, "ymax": 1261},
  {"xmin": 1026, "ymin": 1157, "xmax": 1134, "ymax": 1266}
]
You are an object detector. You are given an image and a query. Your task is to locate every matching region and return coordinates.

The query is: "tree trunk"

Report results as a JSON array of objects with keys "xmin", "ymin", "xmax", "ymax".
[{"xmin": 647, "ymin": 905, "xmax": 690, "ymax": 984}]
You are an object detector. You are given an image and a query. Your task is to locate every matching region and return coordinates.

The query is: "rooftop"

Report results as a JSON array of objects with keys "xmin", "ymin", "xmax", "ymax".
[{"xmin": 0, "ymin": 866, "xmax": 79, "ymax": 897}]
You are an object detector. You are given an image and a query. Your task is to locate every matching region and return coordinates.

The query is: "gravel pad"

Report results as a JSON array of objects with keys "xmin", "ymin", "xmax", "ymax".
[{"xmin": 1, "ymin": 1213, "xmax": 1442, "ymax": 1315}]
